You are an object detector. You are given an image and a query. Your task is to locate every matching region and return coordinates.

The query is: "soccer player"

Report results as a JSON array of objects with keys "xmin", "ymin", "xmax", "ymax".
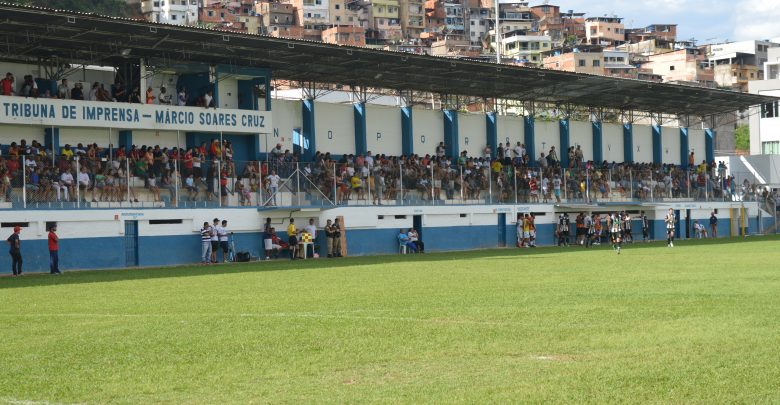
[
  {"xmin": 584, "ymin": 213, "xmax": 594, "ymax": 248},
  {"xmin": 610, "ymin": 212, "xmax": 623, "ymax": 254},
  {"xmin": 522, "ymin": 214, "xmax": 531, "ymax": 248},
  {"xmin": 558, "ymin": 213, "xmax": 570, "ymax": 247},
  {"xmin": 640, "ymin": 211, "xmax": 650, "ymax": 242},
  {"xmin": 621, "ymin": 211, "xmax": 633, "ymax": 244},
  {"xmin": 665, "ymin": 208, "xmax": 676, "ymax": 247},
  {"xmin": 593, "ymin": 214, "xmax": 602, "ymax": 245},
  {"xmin": 527, "ymin": 214, "xmax": 537, "ymax": 248}
]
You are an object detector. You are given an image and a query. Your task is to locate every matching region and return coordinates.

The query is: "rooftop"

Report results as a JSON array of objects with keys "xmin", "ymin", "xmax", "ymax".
[{"xmin": 0, "ymin": 2, "xmax": 775, "ymax": 116}]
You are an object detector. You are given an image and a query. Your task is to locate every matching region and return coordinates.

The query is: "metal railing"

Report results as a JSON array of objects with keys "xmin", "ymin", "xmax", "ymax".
[{"xmin": 0, "ymin": 154, "xmax": 771, "ymax": 209}]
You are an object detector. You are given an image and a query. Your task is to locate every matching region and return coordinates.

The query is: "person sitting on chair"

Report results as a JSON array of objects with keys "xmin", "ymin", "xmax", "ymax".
[
  {"xmin": 407, "ymin": 228, "xmax": 424, "ymax": 253},
  {"xmin": 397, "ymin": 229, "xmax": 417, "ymax": 253}
]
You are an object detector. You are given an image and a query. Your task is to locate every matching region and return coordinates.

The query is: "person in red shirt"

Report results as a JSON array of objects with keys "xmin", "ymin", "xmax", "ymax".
[
  {"xmin": 48, "ymin": 224, "xmax": 61, "ymax": 274},
  {"xmin": 1, "ymin": 72, "xmax": 15, "ymax": 96}
]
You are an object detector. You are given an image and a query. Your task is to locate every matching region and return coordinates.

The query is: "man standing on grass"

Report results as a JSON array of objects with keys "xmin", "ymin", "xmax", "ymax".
[
  {"xmin": 7, "ymin": 226, "xmax": 22, "ymax": 276},
  {"xmin": 48, "ymin": 225, "xmax": 61, "ymax": 275},
  {"xmin": 709, "ymin": 211, "xmax": 718, "ymax": 238},
  {"xmin": 610, "ymin": 212, "xmax": 623, "ymax": 255},
  {"xmin": 200, "ymin": 222, "xmax": 212, "ymax": 265},
  {"xmin": 665, "ymin": 208, "xmax": 676, "ymax": 247},
  {"xmin": 640, "ymin": 211, "xmax": 650, "ymax": 243},
  {"xmin": 219, "ymin": 220, "xmax": 231, "ymax": 263},
  {"xmin": 287, "ymin": 218, "xmax": 299, "ymax": 260},
  {"xmin": 210, "ymin": 218, "xmax": 220, "ymax": 263}
]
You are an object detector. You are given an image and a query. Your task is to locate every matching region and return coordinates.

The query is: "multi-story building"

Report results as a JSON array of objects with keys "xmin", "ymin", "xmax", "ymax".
[
  {"xmin": 330, "ymin": 0, "xmax": 360, "ymax": 26},
  {"xmin": 424, "ymin": 0, "xmax": 446, "ymax": 41},
  {"xmin": 497, "ymin": 1, "xmax": 532, "ymax": 36},
  {"xmin": 259, "ymin": 2, "xmax": 296, "ymax": 35},
  {"xmin": 529, "ymin": 3, "xmax": 585, "ymax": 45},
  {"xmin": 707, "ymin": 40, "xmax": 779, "ymax": 91},
  {"xmin": 138, "ymin": 0, "xmax": 199, "ymax": 25},
  {"xmin": 350, "ymin": 0, "xmax": 402, "ymax": 44},
  {"xmin": 466, "ymin": 5, "xmax": 491, "ymax": 49},
  {"xmin": 501, "ymin": 32, "xmax": 550, "ymax": 65},
  {"xmin": 585, "ymin": 16, "xmax": 624, "ymax": 46},
  {"xmin": 290, "ymin": 0, "xmax": 331, "ymax": 29},
  {"xmin": 443, "ymin": 1, "xmax": 465, "ymax": 35},
  {"xmin": 749, "ymin": 47, "xmax": 780, "ymax": 155},
  {"xmin": 322, "ymin": 26, "xmax": 367, "ymax": 46},
  {"xmin": 399, "ymin": 0, "xmax": 426, "ymax": 40},
  {"xmin": 198, "ymin": 0, "xmax": 263, "ymax": 33},
  {"xmin": 625, "ymin": 24, "xmax": 677, "ymax": 43},
  {"xmin": 640, "ymin": 47, "xmax": 715, "ymax": 86},
  {"xmin": 542, "ymin": 46, "xmax": 635, "ymax": 78}
]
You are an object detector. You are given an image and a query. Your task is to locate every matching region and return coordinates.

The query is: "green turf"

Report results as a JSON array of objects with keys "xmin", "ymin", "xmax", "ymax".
[{"xmin": 2, "ymin": 236, "xmax": 780, "ymax": 403}]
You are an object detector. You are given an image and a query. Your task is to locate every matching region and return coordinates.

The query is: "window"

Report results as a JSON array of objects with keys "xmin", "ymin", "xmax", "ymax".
[
  {"xmin": 578, "ymin": 59, "xmax": 586, "ymax": 67},
  {"xmin": 762, "ymin": 141, "xmax": 780, "ymax": 154},
  {"xmin": 336, "ymin": 16, "xmax": 341, "ymax": 21},
  {"xmin": 669, "ymin": 65, "xmax": 675, "ymax": 71},
  {"xmin": 335, "ymin": 3, "xmax": 340, "ymax": 8},
  {"xmin": 150, "ymin": 219, "xmax": 184, "ymax": 225},
  {"xmin": 171, "ymin": 14, "xmax": 177, "ymax": 20},
  {"xmin": 592, "ymin": 60, "xmax": 600, "ymax": 67}
]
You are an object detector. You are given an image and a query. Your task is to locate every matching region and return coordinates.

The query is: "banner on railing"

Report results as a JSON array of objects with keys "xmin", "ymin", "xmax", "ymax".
[{"xmin": 0, "ymin": 96, "xmax": 272, "ymax": 134}]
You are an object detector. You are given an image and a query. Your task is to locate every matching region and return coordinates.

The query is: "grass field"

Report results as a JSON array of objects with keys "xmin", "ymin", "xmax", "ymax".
[{"xmin": 2, "ymin": 236, "xmax": 780, "ymax": 403}]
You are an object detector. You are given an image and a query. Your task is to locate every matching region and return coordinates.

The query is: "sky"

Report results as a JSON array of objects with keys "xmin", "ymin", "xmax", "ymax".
[{"xmin": 547, "ymin": 0, "xmax": 780, "ymax": 44}]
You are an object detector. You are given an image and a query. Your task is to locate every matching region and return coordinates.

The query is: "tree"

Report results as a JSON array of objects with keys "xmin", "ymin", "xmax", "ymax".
[
  {"xmin": 735, "ymin": 124, "xmax": 750, "ymax": 151},
  {"xmin": 7, "ymin": 0, "xmax": 134, "ymax": 17}
]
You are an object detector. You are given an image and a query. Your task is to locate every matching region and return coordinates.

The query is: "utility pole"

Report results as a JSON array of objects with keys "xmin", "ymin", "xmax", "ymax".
[{"xmin": 495, "ymin": 0, "xmax": 500, "ymax": 64}]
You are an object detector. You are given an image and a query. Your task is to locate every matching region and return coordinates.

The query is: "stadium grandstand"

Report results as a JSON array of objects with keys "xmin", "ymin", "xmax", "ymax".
[{"xmin": 0, "ymin": 2, "xmax": 777, "ymax": 271}]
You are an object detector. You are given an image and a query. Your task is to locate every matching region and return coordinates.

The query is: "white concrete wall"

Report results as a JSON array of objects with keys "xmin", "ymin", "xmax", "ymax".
[
  {"xmin": 216, "ymin": 77, "xmax": 238, "ymax": 110},
  {"xmin": 689, "ymin": 129, "xmax": 706, "ymax": 161},
  {"xmin": 412, "ymin": 108, "xmax": 444, "ymax": 156},
  {"xmin": 366, "ymin": 104, "xmax": 402, "ymax": 156},
  {"xmin": 59, "ymin": 127, "xmax": 114, "ymax": 148},
  {"xmin": 133, "ymin": 130, "xmax": 179, "ymax": 149},
  {"xmin": 458, "ymin": 113, "xmax": 486, "ymax": 158},
  {"xmin": 270, "ymin": 99, "xmax": 298, "ymax": 153},
  {"xmin": 602, "ymin": 123, "xmax": 624, "ymax": 163},
  {"xmin": 0, "ymin": 124, "xmax": 46, "ymax": 145},
  {"xmin": 633, "ymin": 124, "xmax": 654, "ymax": 163},
  {"xmin": 534, "ymin": 120, "xmax": 560, "ymax": 159},
  {"xmin": 570, "ymin": 120, "xmax": 593, "ymax": 162},
  {"xmin": 497, "ymin": 115, "xmax": 524, "ymax": 151},
  {"xmin": 661, "ymin": 126, "xmax": 681, "ymax": 165},
  {"xmin": 315, "ymin": 102, "xmax": 355, "ymax": 155}
]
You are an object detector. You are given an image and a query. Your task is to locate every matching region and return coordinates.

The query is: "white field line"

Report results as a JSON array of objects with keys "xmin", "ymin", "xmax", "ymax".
[{"xmin": 0, "ymin": 310, "xmax": 517, "ymax": 326}]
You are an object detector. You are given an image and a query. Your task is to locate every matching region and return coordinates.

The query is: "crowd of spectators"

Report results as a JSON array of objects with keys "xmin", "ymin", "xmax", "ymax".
[
  {"xmin": 1, "ymin": 72, "xmax": 217, "ymax": 108},
  {"xmin": 1, "ymin": 136, "xmax": 775, "ymax": 208}
]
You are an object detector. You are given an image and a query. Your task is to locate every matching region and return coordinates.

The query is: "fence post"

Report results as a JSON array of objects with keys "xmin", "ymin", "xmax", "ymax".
[
  {"xmin": 126, "ymin": 158, "xmax": 131, "ymax": 204},
  {"xmin": 22, "ymin": 156, "xmax": 27, "ymax": 209},
  {"xmin": 75, "ymin": 156, "xmax": 80, "ymax": 209},
  {"xmin": 217, "ymin": 160, "xmax": 222, "ymax": 208},
  {"xmin": 399, "ymin": 162, "xmax": 404, "ymax": 205},
  {"xmin": 174, "ymin": 158, "xmax": 179, "ymax": 208}
]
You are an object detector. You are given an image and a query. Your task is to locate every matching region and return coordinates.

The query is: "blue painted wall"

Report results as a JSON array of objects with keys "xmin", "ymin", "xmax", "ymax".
[
  {"xmin": 354, "ymin": 103, "xmax": 367, "ymax": 155},
  {"xmin": 401, "ymin": 107, "xmax": 413, "ymax": 156},
  {"xmin": 486, "ymin": 113, "xmax": 498, "ymax": 160},
  {"xmin": 679, "ymin": 127, "xmax": 689, "ymax": 169},
  {"xmin": 705, "ymin": 129, "xmax": 715, "ymax": 164},
  {"xmin": 524, "ymin": 116, "xmax": 535, "ymax": 166},
  {"xmin": 592, "ymin": 121, "xmax": 603, "ymax": 163},
  {"xmin": 623, "ymin": 123, "xmax": 633, "ymax": 163},
  {"xmin": 443, "ymin": 110, "xmax": 459, "ymax": 158},
  {"xmin": 559, "ymin": 119, "xmax": 570, "ymax": 168},
  {"xmin": 44, "ymin": 127, "xmax": 60, "ymax": 154},
  {"xmin": 302, "ymin": 99, "xmax": 316, "ymax": 161},
  {"xmin": 652, "ymin": 125, "xmax": 662, "ymax": 164}
]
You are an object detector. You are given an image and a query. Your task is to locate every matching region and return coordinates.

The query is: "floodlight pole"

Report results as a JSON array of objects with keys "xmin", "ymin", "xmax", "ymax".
[{"xmin": 495, "ymin": 0, "xmax": 500, "ymax": 64}]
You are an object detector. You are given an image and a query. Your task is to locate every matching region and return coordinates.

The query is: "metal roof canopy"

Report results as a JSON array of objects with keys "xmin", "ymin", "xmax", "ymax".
[{"xmin": 0, "ymin": 3, "xmax": 776, "ymax": 117}]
